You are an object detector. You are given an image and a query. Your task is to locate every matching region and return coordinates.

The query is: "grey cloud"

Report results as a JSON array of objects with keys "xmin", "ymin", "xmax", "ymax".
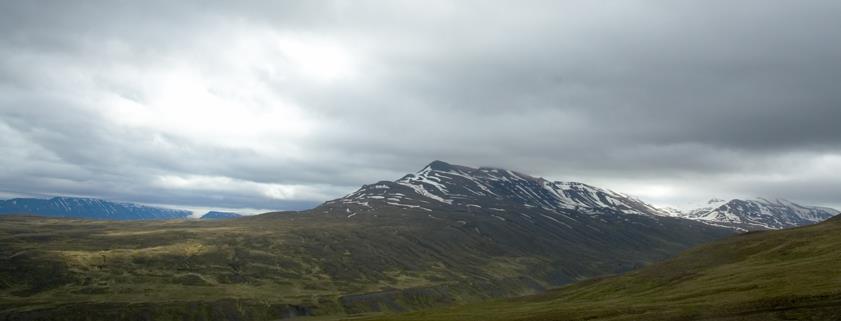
[{"xmin": 2, "ymin": 1, "xmax": 841, "ymax": 210}]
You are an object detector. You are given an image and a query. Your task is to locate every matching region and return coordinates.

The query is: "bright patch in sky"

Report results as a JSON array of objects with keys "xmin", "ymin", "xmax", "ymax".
[
  {"xmin": 274, "ymin": 36, "xmax": 357, "ymax": 82},
  {"xmin": 101, "ymin": 33, "xmax": 326, "ymax": 153}
]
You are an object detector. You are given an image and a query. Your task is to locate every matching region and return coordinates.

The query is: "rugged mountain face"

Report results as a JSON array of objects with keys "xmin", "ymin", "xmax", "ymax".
[
  {"xmin": 200, "ymin": 211, "xmax": 243, "ymax": 220},
  {"xmin": 322, "ymin": 160, "xmax": 667, "ymax": 217},
  {"xmin": 670, "ymin": 198, "xmax": 838, "ymax": 231},
  {"xmin": 0, "ymin": 197, "xmax": 191, "ymax": 220}
]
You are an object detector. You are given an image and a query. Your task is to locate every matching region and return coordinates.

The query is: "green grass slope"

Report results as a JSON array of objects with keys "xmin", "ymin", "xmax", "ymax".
[{"xmin": 363, "ymin": 216, "xmax": 841, "ymax": 321}]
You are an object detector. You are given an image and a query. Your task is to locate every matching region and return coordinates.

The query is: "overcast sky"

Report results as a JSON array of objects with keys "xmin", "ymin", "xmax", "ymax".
[{"xmin": 2, "ymin": 1, "xmax": 841, "ymax": 213}]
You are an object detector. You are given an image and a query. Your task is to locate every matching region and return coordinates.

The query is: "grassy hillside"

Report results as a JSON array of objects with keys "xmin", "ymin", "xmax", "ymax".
[
  {"xmin": 362, "ymin": 216, "xmax": 841, "ymax": 321},
  {"xmin": 0, "ymin": 207, "xmax": 727, "ymax": 321}
]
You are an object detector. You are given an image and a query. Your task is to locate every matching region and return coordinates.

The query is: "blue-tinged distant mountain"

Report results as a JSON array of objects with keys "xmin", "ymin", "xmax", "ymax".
[
  {"xmin": 200, "ymin": 211, "xmax": 243, "ymax": 220},
  {"xmin": 0, "ymin": 197, "xmax": 191, "ymax": 220}
]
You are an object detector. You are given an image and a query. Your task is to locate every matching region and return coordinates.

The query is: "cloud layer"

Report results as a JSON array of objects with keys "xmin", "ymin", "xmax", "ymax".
[{"xmin": 2, "ymin": 1, "xmax": 841, "ymax": 211}]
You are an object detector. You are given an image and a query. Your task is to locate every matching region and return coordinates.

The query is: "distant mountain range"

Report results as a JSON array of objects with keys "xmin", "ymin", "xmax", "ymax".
[
  {"xmin": 0, "ymin": 197, "xmax": 191, "ymax": 220},
  {"xmin": 200, "ymin": 211, "xmax": 243, "ymax": 220},
  {"xmin": 0, "ymin": 162, "xmax": 836, "ymax": 229},
  {"xmin": 325, "ymin": 160, "xmax": 837, "ymax": 231},
  {"xmin": 663, "ymin": 198, "xmax": 838, "ymax": 230}
]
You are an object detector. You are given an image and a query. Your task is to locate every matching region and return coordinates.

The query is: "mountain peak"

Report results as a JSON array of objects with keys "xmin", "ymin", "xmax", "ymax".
[
  {"xmin": 324, "ymin": 162, "xmax": 667, "ymax": 217},
  {"xmin": 425, "ymin": 160, "xmax": 455, "ymax": 171}
]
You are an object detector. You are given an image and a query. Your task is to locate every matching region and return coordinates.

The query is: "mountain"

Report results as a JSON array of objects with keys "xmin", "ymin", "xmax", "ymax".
[
  {"xmin": 676, "ymin": 197, "xmax": 729, "ymax": 216},
  {"xmin": 0, "ymin": 161, "xmax": 732, "ymax": 320},
  {"xmin": 323, "ymin": 160, "xmax": 668, "ymax": 217},
  {"xmin": 295, "ymin": 160, "xmax": 734, "ymax": 308},
  {"xmin": 0, "ymin": 196, "xmax": 191, "ymax": 220},
  {"xmin": 365, "ymin": 216, "xmax": 841, "ymax": 321},
  {"xmin": 200, "ymin": 211, "xmax": 243, "ymax": 220},
  {"xmin": 668, "ymin": 198, "xmax": 838, "ymax": 230}
]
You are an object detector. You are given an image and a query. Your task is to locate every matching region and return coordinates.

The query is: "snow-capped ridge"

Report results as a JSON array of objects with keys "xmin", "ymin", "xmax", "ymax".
[
  {"xmin": 673, "ymin": 197, "xmax": 838, "ymax": 230},
  {"xmin": 323, "ymin": 162, "xmax": 839, "ymax": 230},
  {"xmin": 325, "ymin": 161, "xmax": 667, "ymax": 217}
]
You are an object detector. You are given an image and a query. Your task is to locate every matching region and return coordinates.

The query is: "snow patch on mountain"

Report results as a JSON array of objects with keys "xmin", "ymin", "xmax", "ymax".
[
  {"xmin": 324, "ymin": 160, "xmax": 668, "ymax": 218},
  {"xmin": 668, "ymin": 198, "xmax": 838, "ymax": 230}
]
